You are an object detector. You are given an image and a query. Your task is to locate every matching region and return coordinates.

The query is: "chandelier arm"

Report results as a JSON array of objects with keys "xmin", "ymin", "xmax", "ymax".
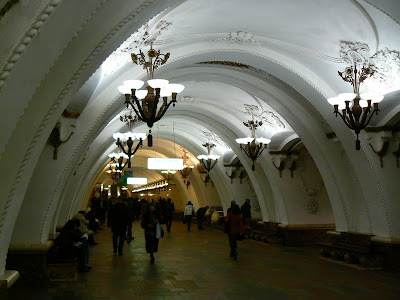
[
  {"xmin": 346, "ymin": 107, "xmax": 357, "ymax": 129},
  {"xmin": 336, "ymin": 111, "xmax": 354, "ymax": 130},
  {"xmin": 211, "ymin": 159, "xmax": 218, "ymax": 170},
  {"xmin": 116, "ymin": 141, "xmax": 129, "ymax": 156},
  {"xmin": 363, "ymin": 108, "xmax": 380, "ymax": 128},
  {"xmin": 128, "ymin": 97, "xmax": 146, "ymax": 122},
  {"xmin": 154, "ymin": 100, "xmax": 175, "ymax": 123},
  {"xmin": 255, "ymin": 145, "xmax": 267, "ymax": 159},
  {"xmin": 358, "ymin": 107, "xmax": 370, "ymax": 129}
]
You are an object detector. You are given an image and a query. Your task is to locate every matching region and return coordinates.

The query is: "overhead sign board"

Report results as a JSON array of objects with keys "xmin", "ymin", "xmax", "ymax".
[
  {"xmin": 147, "ymin": 158, "xmax": 184, "ymax": 170},
  {"xmin": 127, "ymin": 177, "xmax": 148, "ymax": 185}
]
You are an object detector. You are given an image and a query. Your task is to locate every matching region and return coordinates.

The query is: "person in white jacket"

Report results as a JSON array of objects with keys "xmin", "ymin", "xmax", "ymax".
[{"xmin": 183, "ymin": 201, "xmax": 196, "ymax": 231}]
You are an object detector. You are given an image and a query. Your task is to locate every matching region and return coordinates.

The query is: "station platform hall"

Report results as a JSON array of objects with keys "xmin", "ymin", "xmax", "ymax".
[{"xmin": 1, "ymin": 0, "xmax": 400, "ymax": 298}]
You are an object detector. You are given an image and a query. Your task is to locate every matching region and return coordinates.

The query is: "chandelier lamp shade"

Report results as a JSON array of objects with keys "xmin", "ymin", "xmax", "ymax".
[
  {"xmin": 117, "ymin": 45, "xmax": 185, "ymax": 147},
  {"xmin": 180, "ymin": 150, "xmax": 194, "ymax": 183},
  {"xmin": 113, "ymin": 132, "xmax": 146, "ymax": 168},
  {"xmin": 197, "ymin": 143, "xmax": 220, "ymax": 173},
  {"xmin": 236, "ymin": 120, "xmax": 271, "ymax": 171},
  {"xmin": 327, "ymin": 63, "xmax": 384, "ymax": 150}
]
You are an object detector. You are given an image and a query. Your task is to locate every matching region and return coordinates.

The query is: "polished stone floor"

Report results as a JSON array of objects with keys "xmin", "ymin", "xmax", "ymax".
[{"xmin": 3, "ymin": 222, "xmax": 400, "ymax": 299}]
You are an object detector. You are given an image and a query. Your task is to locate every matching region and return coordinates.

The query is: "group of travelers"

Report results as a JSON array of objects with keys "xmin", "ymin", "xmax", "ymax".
[{"xmin": 54, "ymin": 195, "xmax": 252, "ymax": 271}]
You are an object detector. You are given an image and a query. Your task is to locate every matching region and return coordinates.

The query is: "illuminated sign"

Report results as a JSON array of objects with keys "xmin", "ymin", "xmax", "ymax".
[
  {"xmin": 147, "ymin": 158, "xmax": 184, "ymax": 170},
  {"xmin": 127, "ymin": 177, "xmax": 148, "ymax": 185}
]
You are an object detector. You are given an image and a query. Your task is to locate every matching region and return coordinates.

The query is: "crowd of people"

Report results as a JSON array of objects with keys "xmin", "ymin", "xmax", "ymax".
[{"xmin": 53, "ymin": 196, "xmax": 252, "ymax": 272}]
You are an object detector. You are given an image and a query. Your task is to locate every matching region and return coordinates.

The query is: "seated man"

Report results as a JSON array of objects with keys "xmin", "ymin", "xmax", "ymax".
[{"xmin": 56, "ymin": 219, "xmax": 91, "ymax": 272}]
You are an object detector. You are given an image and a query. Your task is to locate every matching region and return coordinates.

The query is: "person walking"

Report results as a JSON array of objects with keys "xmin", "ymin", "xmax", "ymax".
[
  {"xmin": 165, "ymin": 198, "xmax": 175, "ymax": 232},
  {"xmin": 141, "ymin": 203, "xmax": 161, "ymax": 264},
  {"xmin": 107, "ymin": 197, "xmax": 130, "ymax": 255},
  {"xmin": 126, "ymin": 198, "xmax": 136, "ymax": 243},
  {"xmin": 196, "ymin": 206, "xmax": 209, "ymax": 230},
  {"xmin": 225, "ymin": 204, "xmax": 245, "ymax": 261},
  {"xmin": 241, "ymin": 199, "xmax": 252, "ymax": 228},
  {"xmin": 184, "ymin": 201, "xmax": 195, "ymax": 231}
]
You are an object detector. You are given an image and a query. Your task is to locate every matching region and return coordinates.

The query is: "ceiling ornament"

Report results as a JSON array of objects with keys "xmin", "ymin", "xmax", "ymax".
[
  {"xmin": 328, "ymin": 41, "xmax": 387, "ymax": 150},
  {"xmin": 177, "ymin": 96, "xmax": 199, "ymax": 103},
  {"xmin": 214, "ymin": 31, "xmax": 260, "ymax": 46},
  {"xmin": 102, "ymin": 20, "xmax": 172, "ymax": 76},
  {"xmin": 339, "ymin": 41, "xmax": 400, "ymax": 95},
  {"xmin": 200, "ymin": 131, "xmax": 231, "ymax": 150},
  {"xmin": 198, "ymin": 61, "xmax": 250, "ymax": 68},
  {"xmin": 243, "ymin": 104, "xmax": 285, "ymax": 129},
  {"xmin": 119, "ymin": 108, "xmax": 140, "ymax": 131}
]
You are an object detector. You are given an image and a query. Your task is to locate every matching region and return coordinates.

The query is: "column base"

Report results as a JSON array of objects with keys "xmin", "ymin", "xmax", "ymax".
[{"xmin": 0, "ymin": 270, "xmax": 20, "ymax": 289}]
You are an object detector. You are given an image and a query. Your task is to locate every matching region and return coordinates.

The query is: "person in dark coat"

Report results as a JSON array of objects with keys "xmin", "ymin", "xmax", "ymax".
[
  {"xmin": 56, "ymin": 219, "xmax": 91, "ymax": 272},
  {"xmin": 241, "ymin": 199, "xmax": 252, "ymax": 227},
  {"xmin": 126, "ymin": 198, "xmax": 136, "ymax": 243},
  {"xmin": 108, "ymin": 197, "xmax": 130, "ymax": 255},
  {"xmin": 141, "ymin": 203, "xmax": 161, "ymax": 264},
  {"xmin": 225, "ymin": 204, "xmax": 245, "ymax": 261},
  {"xmin": 165, "ymin": 198, "xmax": 175, "ymax": 232},
  {"xmin": 196, "ymin": 206, "xmax": 209, "ymax": 230}
]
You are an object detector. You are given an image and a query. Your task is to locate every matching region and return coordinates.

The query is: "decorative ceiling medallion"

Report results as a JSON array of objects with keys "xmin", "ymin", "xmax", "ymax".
[
  {"xmin": 214, "ymin": 31, "xmax": 260, "ymax": 46},
  {"xmin": 198, "ymin": 61, "xmax": 250, "ymax": 68},
  {"xmin": 243, "ymin": 104, "xmax": 285, "ymax": 129},
  {"xmin": 102, "ymin": 20, "xmax": 172, "ymax": 76},
  {"xmin": 340, "ymin": 41, "xmax": 400, "ymax": 94},
  {"xmin": 177, "ymin": 96, "xmax": 198, "ymax": 103},
  {"xmin": 201, "ymin": 131, "xmax": 231, "ymax": 150},
  {"xmin": 119, "ymin": 108, "xmax": 140, "ymax": 131}
]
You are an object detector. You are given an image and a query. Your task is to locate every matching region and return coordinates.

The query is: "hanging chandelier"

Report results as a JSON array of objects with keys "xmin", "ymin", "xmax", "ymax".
[
  {"xmin": 117, "ymin": 45, "xmax": 185, "ymax": 147},
  {"xmin": 112, "ymin": 132, "xmax": 146, "ymax": 168},
  {"xmin": 236, "ymin": 120, "xmax": 271, "ymax": 171},
  {"xmin": 180, "ymin": 150, "xmax": 194, "ymax": 183},
  {"xmin": 106, "ymin": 164, "xmax": 122, "ymax": 181},
  {"xmin": 197, "ymin": 143, "xmax": 220, "ymax": 173},
  {"xmin": 161, "ymin": 170, "xmax": 176, "ymax": 181},
  {"xmin": 327, "ymin": 61, "xmax": 384, "ymax": 150},
  {"xmin": 108, "ymin": 152, "xmax": 129, "ymax": 172}
]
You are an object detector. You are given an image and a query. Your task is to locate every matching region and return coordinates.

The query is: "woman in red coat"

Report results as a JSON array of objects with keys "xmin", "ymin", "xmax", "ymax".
[{"xmin": 225, "ymin": 204, "xmax": 245, "ymax": 261}]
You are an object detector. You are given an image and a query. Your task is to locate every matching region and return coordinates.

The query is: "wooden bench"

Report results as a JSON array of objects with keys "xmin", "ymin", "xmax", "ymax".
[{"xmin": 320, "ymin": 242, "xmax": 383, "ymax": 269}]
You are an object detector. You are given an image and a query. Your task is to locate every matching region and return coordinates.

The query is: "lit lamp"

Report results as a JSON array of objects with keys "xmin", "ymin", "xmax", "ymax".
[
  {"xmin": 180, "ymin": 150, "xmax": 194, "ymax": 183},
  {"xmin": 236, "ymin": 120, "xmax": 271, "ymax": 171},
  {"xmin": 161, "ymin": 170, "xmax": 176, "ymax": 181},
  {"xmin": 197, "ymin": 143, "xmax": 220, "ymax": 173},
  {"xmin": 117, "ymin": 45, "xmax": 185, "ymax": 147},
  {"xmin": 328, "ymin": 64, "xmax": 384, "ymax": 150},
  {"xmin": 106, "ymin": 165, "xmax": 122, "ymax": 181},
  {"xmin": 108, "ymin": 152, "xmax": 129, "ymax": 172},
  {"xmin": 113, "ymin": 132, "xmax": 146, "ymax": 167}
]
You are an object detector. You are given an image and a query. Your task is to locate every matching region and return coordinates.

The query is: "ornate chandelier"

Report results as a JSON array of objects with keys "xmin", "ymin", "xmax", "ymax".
[
  {"xmin": 236, "ymin": 120, "xmax": 271, "ymax": 171},
  {"xmin": 108, "ymin": 152, "xmax": 129, "ymax": 172},
  {"xmin": 327, "ymin": 60, "xmax": 384, "ymax": 150},
  {"xmin": 106, "ymin": 164, "xmax": 122, "ymax": 181},
  {"xmin": 117, "ymin": 45, "xmax": 185, "ymax": 147},
  {"xmin": 112, "ymin": 132, "xmax": 146, "ymax": 168},
  {"xmin": 180, "ymin": 150, "xmax": 194, "ymax": 183},
  {"xmin": 197, "ymin": 143, "xmax": 220, "ymax": 173},
  {"xmin": 161, "ymin": 170, "xmax": 176, "ymax": 181}
]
